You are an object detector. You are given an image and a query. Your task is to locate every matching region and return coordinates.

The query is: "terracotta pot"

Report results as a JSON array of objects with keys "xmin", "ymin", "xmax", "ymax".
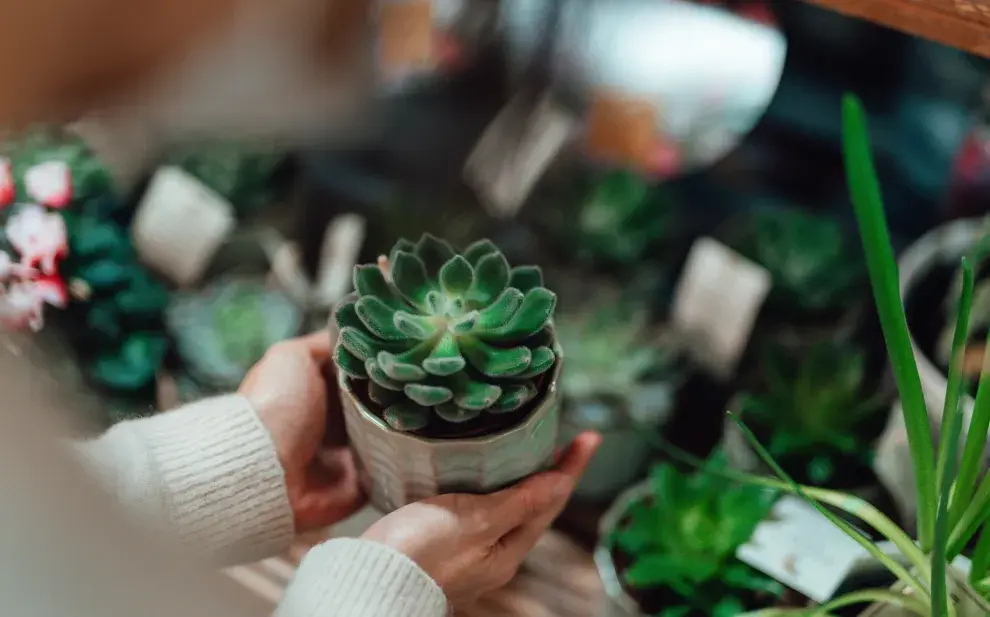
[{"xmin": 333, "ymin": 313, "xmax": 564, "ymax": 513}]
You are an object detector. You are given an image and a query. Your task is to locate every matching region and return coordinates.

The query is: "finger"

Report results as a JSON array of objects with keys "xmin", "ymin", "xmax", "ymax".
[
  {"xmin": 481, "ymin": 431, "xmax": 601, "ymax": 539},
  {"xmin": 296, "ymin": 448, "xmax": 368, "ymax": 532},
  {"xmin": 298, "ymin": 329, "xmax": 333, "ymax": 362},
  {"xmin": 495, "ymin": 432, "xmax": 601, "ymax": 561}
]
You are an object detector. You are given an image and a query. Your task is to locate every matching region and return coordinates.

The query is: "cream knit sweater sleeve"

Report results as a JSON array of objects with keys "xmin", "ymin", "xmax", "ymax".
[{"xmin": 71, "ymin": 395, "xmax": 448, "ymax": 617}]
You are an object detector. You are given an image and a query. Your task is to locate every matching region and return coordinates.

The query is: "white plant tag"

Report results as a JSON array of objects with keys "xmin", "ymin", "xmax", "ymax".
[
  {"xmin": 737, "ymin": 496, "xmax": 870, "ymax": 603},
  {"xmin": 131, "ymin": 166, "xmax": 236, "ymax": 287},
  {"xmin": 465, "ymin": 93, "xmax": 577, "ymax": 218},
  {"xmin": 671, "ymin": 238, "xmax": 771, "ymax": 380},
  {"xmin": 873, "ymin": 400, "xmax": 918, "ymax": 529},
  {"xmin": 313, "ymin": 214, "xmax": 367, "ymax": 309}
]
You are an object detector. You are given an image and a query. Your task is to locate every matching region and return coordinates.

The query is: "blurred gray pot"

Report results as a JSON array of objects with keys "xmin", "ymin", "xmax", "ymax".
[
  {"xmin": 333, "ymin": 310, "xmax": 564, "ymax": 514},
  {"xmin": 500, "ymin": 0, "xmax": 786, "ymax": 176}
]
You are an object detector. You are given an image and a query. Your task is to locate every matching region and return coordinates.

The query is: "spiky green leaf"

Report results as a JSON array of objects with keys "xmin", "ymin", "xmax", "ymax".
[
  {"xmin": 476, "ymin": 288, "xmax": 524, "ymax": 330},
  {"xmin": 355, "ymin": 297, "xmax": 407, "ymax": 341},
  {"xmin": 471, "ymin": 251, "xmax": 510, "ymax": 305},
  {"xmin": 414, "ymin": 233, "xmax": 457, "ymax": 277},
  {"xmin": 393, "ymin": 311, "xmax": 435, "ymax": 339},
  {"xmin": 335, "ymin": 346, "xmax": 368, "ymax": 379},
  {"xmin": 365, "ymin": 359, "xmax": 403, "ymax": 390},
  {"xmin": 422, "ymin": 333, "xmax": 465, "ymax": 376},
  {"xmin": 479, "ymin": 288, "xmax": 556, "ymax": 340},
  {"xmin": 391, "ymin": 250, "xmax": 433, "ymax": 309},
  {"xmin": 462, "ymin": 338, "xmax": 532, "ymax": 377},
  {"xmin": 378, "ymin": 350, "xmax": 427, "ymax": 381},
  {"xmin": 353, "ymin": 265, "xmax": 404, "ymax": 308},
  {"xmin": 513, "ymin": 346, "xmax": 556, "ymax": 379}
]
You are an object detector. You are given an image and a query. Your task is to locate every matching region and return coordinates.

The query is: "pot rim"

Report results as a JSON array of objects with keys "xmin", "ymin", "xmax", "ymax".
[
  {"xmin": 593, "ymin": 481, "xmax": 653, "ymax": 616},
  {"xmin": 337, "ymin": 340, "xmax": 564, "ymax": 446}
]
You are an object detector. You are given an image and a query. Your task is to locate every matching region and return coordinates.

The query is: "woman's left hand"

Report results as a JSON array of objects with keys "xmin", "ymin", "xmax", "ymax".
[{"xmin": 239, "ymin": 330, "xmax": 366, "ymax": 533}]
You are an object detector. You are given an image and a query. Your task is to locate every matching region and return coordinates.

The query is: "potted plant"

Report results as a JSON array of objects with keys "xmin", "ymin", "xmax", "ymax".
[
  {"xmin": 725, "ymin": 340, "xmax": 890, "ymax": 493},
  {"xmin": 330, "ymin": 233, "xmax": 561, "ymax": 513},
  {"xmin": 723, "ymin": 204, "xmax": 868, "ymax": 351},
  {"xmin": 717, "ymin": 93, "xmax": 990, "ymax": 617},
  {"xmin": 595, "ymin": 455, "xmax": 795, "ymax": 617},
  {"xmin": 555, "ymin": 293, "xmax": 681, "ymax": 502}
]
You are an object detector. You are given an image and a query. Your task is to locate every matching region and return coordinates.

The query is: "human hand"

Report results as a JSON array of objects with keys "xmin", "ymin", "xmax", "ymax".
[
  {"xmin": 239, "ymin": 330, "xmax": 365, "ymax": 533},
  {"xmin": 361, "ymin": 431, "xmax": 602, "ymax": 609}
]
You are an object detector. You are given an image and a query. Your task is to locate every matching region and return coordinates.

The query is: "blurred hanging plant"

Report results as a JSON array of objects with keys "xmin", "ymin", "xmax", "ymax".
[
  {"xmin": 167, "ymin": 141, "xmax": 285, "ymax": 218},
  {"xmin": 167, "ymin": 278, "xmax": 303, "ymax": 391},
  {"xmin": 731, "ymin": 207, "xmax": 867, "ymax": 316},
  {"xmin": 607, "ymin": 455, "xmax": 784, "ymax": 617},
  {"xmin": 735, "ymin": 340, "xmax": 887, "ymax": 486}
]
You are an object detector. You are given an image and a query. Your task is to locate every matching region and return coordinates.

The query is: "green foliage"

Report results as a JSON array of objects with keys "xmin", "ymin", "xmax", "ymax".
[
  {"xmin": 737, "ymin": 341, "xmax": 886, "ymax": 485},
  {"xmin": 59, "ymin": 210, "xmax": 170, "ymax": 397},
  {"xmin": 167, "ymin": 278, "xmax": 302, "ymax": 390},
  {"xmin": 733, "ymin": 207, "xmax": 866, "ymax": 314},
  {"xmin": 610, "ymin": 458, "xmax": 783, "ymax": 615},
  {"xmin": 3, "ymin": 127, "xmax": 114, "ymax": 203},
  {"xmin": 167, "ymin": 141, "xmax": 284, "ymax": 218},
  {"xmin": 334, "ymin": 234, "xmax": 558, "ymax": 432},
  {"xmin": 562, "ymin": 170, "xmax": 671, "ymax": 267}
]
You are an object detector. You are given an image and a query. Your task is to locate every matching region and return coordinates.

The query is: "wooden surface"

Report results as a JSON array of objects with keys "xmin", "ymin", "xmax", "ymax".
[{"xmin": 807, "ymin": 0, "xmax": 990, "ymax": 57}]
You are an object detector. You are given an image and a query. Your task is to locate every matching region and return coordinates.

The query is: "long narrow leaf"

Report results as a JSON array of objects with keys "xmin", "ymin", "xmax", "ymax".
[
  {"xmin": 842, "ymin": 92, "xmax": 937, "ymax": 550},
  {"xmin": 810, "ymin": 588, "xmax": 930, "ymax": 617},
  {"xmin": 730, "ymin": 414, "xmax": 931, "ymax": 599},
  {"xmin": 972, "ymin": 527, "xmax": 990, "ymax": 584},
  {"xmin": 949, "ymin": 326, "xmax": 990, "ymax": 534},
  {"xmin": 949, "ymin": 474, "xmax": 990, "ymax": 557},
  {"xmin": 933, "ymin": 258, "xmax": 974, "ymax": 617},
  {"xmin": 654, "ymin": 435, "xmax": 932, "ymax": 583}
]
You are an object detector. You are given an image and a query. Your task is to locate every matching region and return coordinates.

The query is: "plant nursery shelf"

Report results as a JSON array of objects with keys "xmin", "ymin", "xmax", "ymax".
[{"xmin": 807, "ymin": 0, "xmax": 990, "ymax": 57}]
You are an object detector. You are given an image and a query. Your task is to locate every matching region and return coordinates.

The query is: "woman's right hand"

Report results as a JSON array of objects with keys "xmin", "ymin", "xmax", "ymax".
[{"xmin": 361, "ymin": 431, "xmax": 601, "ymax": 609}]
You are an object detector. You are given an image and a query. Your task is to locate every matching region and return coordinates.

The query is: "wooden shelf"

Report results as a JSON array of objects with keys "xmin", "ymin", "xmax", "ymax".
[{"xmin": 807, "ymin": 0, "xmax": 990, "ymax": 57}]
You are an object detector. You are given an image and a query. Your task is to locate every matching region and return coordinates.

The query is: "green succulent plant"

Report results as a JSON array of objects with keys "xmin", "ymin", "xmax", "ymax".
[
  {"xmin": 333, "ymin": 234, "xmax": 558, "ymax": 433},
  {"xmin": 732, "ymin": 207, "xmax": 866, "ymax": 315},
  {"xmin": 737, "ymin": 340, "xmax": 886, "ymax": 486},
  {"xmin": 167, "ymin": 278, "xmax": 302, "ymax": 391},
  {"xmin": 609, "ymin": 456, "xmax": 783, "ymax": 617}
]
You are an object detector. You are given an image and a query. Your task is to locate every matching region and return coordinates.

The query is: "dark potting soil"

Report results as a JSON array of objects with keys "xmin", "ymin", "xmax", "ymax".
[{"xmin": 349, "ymin": 373, "xmax": 550, "ymax": 440}]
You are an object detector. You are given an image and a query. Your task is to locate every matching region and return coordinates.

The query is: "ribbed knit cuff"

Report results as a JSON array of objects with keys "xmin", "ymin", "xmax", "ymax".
[
  {"xmin": 277, "ymin": 538, "xmax": 449, "ymax": 617},
  {"xmin": 128, "ymin": 395, "xmax": 295, "ymax": 564}
]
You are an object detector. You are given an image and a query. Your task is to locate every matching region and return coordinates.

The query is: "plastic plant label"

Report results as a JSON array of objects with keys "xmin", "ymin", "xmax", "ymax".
[
  {"xmin": 671, "ymin": 238, "xmax": 771, "ymax": 380},
  {"xmin": 377, "ymin": 0, "xmax": 434, "ymax": 82},
  {"xmin": 313, "ymin": 214, "xmax": 367, "ymax": 309},
  {"xmin": 585, "ymin": 90, "xmax": 657, "ymax": 170},
  {"xmin": 131, "ymin": 167, "xmax": 236, "ymax": 287},
  {"xmin": 464, "ymin": 93, "xmax": 578, "ymax": 218},
  {"xmin": 737, "ymin": 496, "xmax": 870, "ymax": 603}
]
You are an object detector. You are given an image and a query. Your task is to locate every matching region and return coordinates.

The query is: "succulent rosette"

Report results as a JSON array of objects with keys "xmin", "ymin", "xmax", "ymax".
[{"xmin": 334, "ymin": 234, "xmax": 559, "ymax": 433}]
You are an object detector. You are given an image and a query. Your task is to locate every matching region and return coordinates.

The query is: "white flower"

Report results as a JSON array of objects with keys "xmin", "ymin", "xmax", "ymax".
[
  {"xmin": 6, "ymin": 205, "xmax": 68, "ymax": 275},
  {"xmin": 24, "ymin": 161, "xmax": 72, "ymax": 208},
  {"xmin": 0, "ymin": 282, "xmax": 45, "ymax": 331}
]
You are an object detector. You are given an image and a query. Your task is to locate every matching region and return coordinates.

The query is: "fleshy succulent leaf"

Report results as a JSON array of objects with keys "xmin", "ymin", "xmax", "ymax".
[
  {"xmin": 463, "ymin": 239, "xmax": 499, "ymax": 265},
  {"xmin": 414, "ymin": 233, "xmax": 457, "ymax": 277},
  {"xmin": 452, "ymin": 375, "xmax": 502, "ymax": 410},
  {"xmin": 370, "ymin": 380, "xmax": 402, "ymax": 406},
  {"xmin": 389, "ymin": 238, "xmax": 416, "ymax": 265},
  {"xmin": 404, "ymin": 384, "xmax": 454, "ymax": 406},
  {"xmin": 422, "ymin": 333, "xmax": 466, "ymax": 376},
  {"xmin": 450, "ymin": 311, "xmax": 480, "ymax": 334},
  {"xmin": 508, "ymin": 266, "xmax": 543, "ymax": 294},
  {"xmin": 462, "ymin": 338, "xmax": 532, "ymax": 377},
  {"xmin": 393, "ymin": 311, "xmax": 435, "ymax": 339},
  {"xmin": 435, "ymin": 403, "xmax": 482, "ymax": 424},
  {"xmin": 353, "ymin": 265, "xmax": 404, "ymax": 308},
  {"xmin": 391, "ymin": 250, "xmax": 434, "ymax": 308},
  {"xmin": 334, "ymin": 346, "xmax": 368, "ymax": 379},
  {"xmin": 476, "ymin": 288, "xmax": 524, "ymax": 331},
  {"xmin": 339, "ymin": 327, "xmax": 376, "ymax": 361},
  {"xmin": 378, "ymin": 350, "xmax": 428, "ymax": 381},
  {"xmin": 383, "ymin": 402, "xmax": 430, "ymax": 431},
  {"xmin": 440, "ymin": 254, "xmax": 475, "ymax": 297},
  {"xmin": 335, "ymin": 299, "xmax": 364, "ymax": 332},
  {"xmin": 355, "ymin": 297, "xmax": 408, "ymax": 341},
  {"xmin": 479, "ymin": 288, "xmax": 556, "ymax": 340},
  {"xmin": 490, "ymin": 383, "xmax": 538, "ymax": 413},
  {"xmin": 365, "ymin": 359, "xmax": 403, "ymax": 390},
  {"xmin": 514, "ymin": 346, "xmax": 556, "ymax": 379},
  {"xmin": 470, "ymin": 251, "xmax": 510, "ymax": 305},
  {"xmin": 425, "ymin": 290, "xmax": 444, "ymax": 315}
]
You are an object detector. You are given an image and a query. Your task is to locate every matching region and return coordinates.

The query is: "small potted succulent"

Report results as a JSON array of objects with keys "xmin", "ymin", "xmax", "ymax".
[
  {"xmin": 595, "ymin": 456, "xmax": 792, "ymax": 617},
  {"xmin": 724, "ymin": 204, "xmax": 868, "ymax": 350},
  {"xmin": 555, "ymin": 295, "xmax": 681, "ymax": 502},
  {"xmin": 331, "ymin": 234, "xmax": 561, "ymax": 512},
  {"xmin": 725, "ymin": 340, "xmax": 890, "ymax": 491}
]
